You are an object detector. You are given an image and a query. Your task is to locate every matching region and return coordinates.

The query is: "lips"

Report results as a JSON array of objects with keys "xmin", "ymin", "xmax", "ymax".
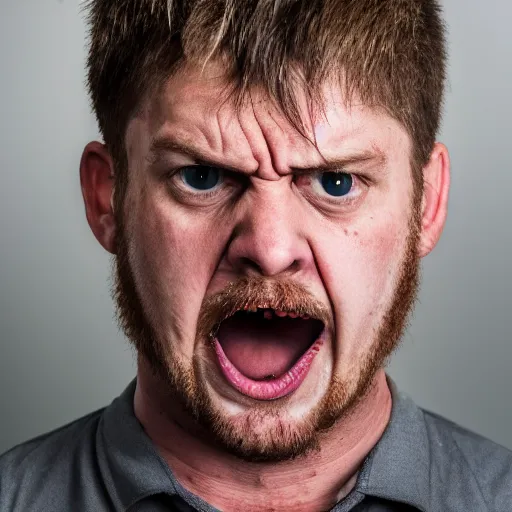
[{"xmin": 212, "ymin": 306, "xmax": 325, "ymax": 400}]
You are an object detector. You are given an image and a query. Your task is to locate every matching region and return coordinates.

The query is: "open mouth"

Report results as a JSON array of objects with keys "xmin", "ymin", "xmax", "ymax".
[{"xmin": 212, "ymin": 307, "xmax": 325, "ymax": 401}]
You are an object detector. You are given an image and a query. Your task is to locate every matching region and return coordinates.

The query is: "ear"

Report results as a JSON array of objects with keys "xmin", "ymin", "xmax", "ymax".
[
  {"xmin": 418, "ymin": 142, "xmax": 451, "ymax": 257},
  {"xmin": 80, "ymin": 141, "xmax": 117, "ymax": 254}
]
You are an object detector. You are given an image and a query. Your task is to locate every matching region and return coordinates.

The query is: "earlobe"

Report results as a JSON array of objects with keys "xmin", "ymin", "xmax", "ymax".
[
  {"xmin": 80, "ymin": 141, "xmax": 117, "ymax": 254},
  {"xmin": 418, "ymin": 142, "xmax": 451, "ymax": 257}
]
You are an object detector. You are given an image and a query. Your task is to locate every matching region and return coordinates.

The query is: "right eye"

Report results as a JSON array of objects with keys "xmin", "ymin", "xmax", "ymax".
[{"xmin": 179, "ymin": 166, "xmax": 224, "ymax": 192}]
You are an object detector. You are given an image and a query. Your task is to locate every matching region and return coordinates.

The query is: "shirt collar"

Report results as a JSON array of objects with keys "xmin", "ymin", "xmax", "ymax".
[
  {"xmin": 96, "ymin": 379, "xmax": 179, "ymax": 511},
  {"xmin": 355, "ymin": 377, "xmax": 431, "ymax": 512},
  {"xmin": 97, "ymin": 377, "xmax": 431, "ymax": 512}
]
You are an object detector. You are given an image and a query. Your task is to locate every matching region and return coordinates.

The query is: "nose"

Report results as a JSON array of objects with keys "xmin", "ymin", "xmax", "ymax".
[{"xmin": 224, "ymin": 184, "xmax": 311, "ymax": 278}]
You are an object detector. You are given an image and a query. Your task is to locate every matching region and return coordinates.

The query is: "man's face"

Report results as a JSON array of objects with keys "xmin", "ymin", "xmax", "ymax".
[{"xmin": 115, "ymin": 64, "xmax": 420, "ymax": 462}]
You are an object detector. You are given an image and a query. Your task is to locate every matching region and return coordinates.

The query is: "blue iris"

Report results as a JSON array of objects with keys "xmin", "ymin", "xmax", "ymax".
[
  {"xmin": 181, "ymin": 166, "xmax": 221, "ymax": 190},
  {"xmin": 320, "ymin": 172, "xmax": 353, "ymax": 197}
]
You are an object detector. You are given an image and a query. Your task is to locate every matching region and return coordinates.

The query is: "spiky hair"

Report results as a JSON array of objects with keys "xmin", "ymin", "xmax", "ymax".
[{"xmin": 85, "ymin": 0, "xmax": 446, "ymax": 174}]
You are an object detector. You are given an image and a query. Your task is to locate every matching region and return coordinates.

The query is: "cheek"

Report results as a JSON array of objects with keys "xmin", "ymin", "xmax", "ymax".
[
  {"xmin": 125, "ymin": 189, "xmax": 231, "ymax": 345},
  {"xmin": 314, "ymin": 213, "xmax": 409, "ymax": 344}
]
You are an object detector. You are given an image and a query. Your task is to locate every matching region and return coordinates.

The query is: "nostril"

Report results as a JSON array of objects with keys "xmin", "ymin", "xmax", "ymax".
[
  {"xmin": 289, "ymin": 259, "xmax": 300, "ymax": 271},
  {"xmin": 238, "ymin": 257, "xmax": 264, "ymax": 275}
]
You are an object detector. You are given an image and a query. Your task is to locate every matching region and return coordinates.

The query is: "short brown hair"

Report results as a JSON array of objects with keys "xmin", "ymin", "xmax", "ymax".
[{"xmin": 85, "ymin": 0, "xmax": 446, "ymax": 181}]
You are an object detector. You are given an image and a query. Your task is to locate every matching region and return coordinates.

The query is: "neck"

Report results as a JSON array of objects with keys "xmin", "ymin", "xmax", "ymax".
[{"xmin": 134, "ymin": 368, "xmax": 392, "ymax": 512}]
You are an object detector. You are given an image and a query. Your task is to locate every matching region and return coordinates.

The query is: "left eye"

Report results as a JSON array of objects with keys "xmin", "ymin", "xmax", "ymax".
[
  {"xmin": 180, "ymin": 166, "xmax": 223, "ymax": 191},
  {"xmin": 318, "ymin": 172, "xmax": 353, "ymax": 197}
]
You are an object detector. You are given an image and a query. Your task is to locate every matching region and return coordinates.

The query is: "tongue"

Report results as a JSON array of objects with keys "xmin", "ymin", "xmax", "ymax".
[{"xmin": 217, "ymin": 313, "xmax": 322, "ymax": 380}]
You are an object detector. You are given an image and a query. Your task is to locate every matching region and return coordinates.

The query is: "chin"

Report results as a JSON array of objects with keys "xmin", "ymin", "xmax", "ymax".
[
  {"xmin": 201, "ymin": 400, "xmax": 326, "ymax": 463},
  {"xmin": 190, "ymin": 346, "xmax": 342, "ymax": 463}
]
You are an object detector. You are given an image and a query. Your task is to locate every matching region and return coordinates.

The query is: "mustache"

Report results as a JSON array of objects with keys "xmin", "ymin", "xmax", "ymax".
[{"xmin": 196, "ymin": 276, "xmax": 333, "ymax": 340}]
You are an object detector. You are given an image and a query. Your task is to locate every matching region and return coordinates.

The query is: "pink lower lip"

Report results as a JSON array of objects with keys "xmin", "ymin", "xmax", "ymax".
[{"xmin": 213, "ymin": 330, "xmax": 325, "ymax": 401}]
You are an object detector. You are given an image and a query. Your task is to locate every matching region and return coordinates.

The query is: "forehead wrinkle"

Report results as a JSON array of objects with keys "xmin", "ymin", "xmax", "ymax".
[
  {"xmin": 244, "ymin": 95, "xmax": 319, "ymax": 178},
  {"xmin": 215, "ymin": 108, "xmax": 227, "ymax": 158},
  {"xmin": 147, "ymin": 130, "xmax": 259, "ymax": 174},
  {"xmin": 233, "ymin": 95, "xmax": 278, "ymax": 179},
  {"xmin": 264, "ymin": 108, "xmax": 305, "ymax": 175},
  {"xmin": 145, "ymin": 96, "xmax": 260, "ymax": 173},
  {"xmin": 143, "ymin": 65, "xmax": 403, "ymax": 180},
  {"xmin": 144, "ymin": 66, "xmax": 325, "ymax": 177},
  {"xmin": 213, "ymin": 103, "xmax": 259, "ymax": 171}
]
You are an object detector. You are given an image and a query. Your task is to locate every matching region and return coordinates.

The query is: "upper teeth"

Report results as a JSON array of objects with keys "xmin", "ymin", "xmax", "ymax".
[{"xmin": 245, "ymin": 308, "xmax": 310, "ymax": 320}]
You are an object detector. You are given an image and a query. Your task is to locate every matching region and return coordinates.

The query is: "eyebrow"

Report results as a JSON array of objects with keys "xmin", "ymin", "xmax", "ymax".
[
  {"xmin": 148, "ymin": 135, "xmax": 387, "ymax": 174},
  {"xmin": 291, "ymin": 147, "xmax": 387, "ymax": 174},
  {"xmin": 148, "ymin": 135, "xmax": 253, "ymax": 173}
]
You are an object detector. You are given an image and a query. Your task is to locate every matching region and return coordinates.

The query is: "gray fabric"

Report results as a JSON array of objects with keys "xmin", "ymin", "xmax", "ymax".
[{"xmin": 1, "ymin": 377, "xmax": 511, "ymax": 511}]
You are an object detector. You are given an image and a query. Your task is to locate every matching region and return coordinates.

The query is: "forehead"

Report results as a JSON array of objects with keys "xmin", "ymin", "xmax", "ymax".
[{"xmin": 128, "ymin": 62, "xmax": 411, "ymax": 173}]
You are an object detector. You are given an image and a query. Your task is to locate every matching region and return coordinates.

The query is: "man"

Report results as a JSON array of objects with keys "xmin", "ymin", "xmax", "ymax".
[{"xmin": 1, "ymin": 0, "xmax": 511, "ymax": 510}]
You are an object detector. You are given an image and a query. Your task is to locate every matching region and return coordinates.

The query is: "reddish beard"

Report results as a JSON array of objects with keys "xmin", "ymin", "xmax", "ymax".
[{"xmin": 112, "ymin": 205, "xmax": 421, "ymax": 462}]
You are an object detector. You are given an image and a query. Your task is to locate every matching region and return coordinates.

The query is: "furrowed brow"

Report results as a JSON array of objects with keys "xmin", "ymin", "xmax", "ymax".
[
  {"xmin": 147, "ymin": 135, "xmax": 255, "ymax": 174},
  {"xmin": 148, "ymin": 136, "xmax": 387, "ymax": 175}
]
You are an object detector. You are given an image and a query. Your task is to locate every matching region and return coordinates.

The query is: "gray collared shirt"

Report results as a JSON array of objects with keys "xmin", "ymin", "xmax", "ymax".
[{"xmin": 1, "ymin": 378, "xmax": 511, "ymax": 511}]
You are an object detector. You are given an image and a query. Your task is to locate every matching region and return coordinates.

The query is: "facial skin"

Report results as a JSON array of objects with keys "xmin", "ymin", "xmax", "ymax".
[{"xmin": 81, "ymin": 62, "xmax": 449, "ymax": 509}]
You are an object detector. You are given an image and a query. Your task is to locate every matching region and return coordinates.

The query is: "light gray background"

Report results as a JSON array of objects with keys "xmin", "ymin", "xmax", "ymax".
[{"xmin": 0, "ymin": 0, "xmax": 510, "ymax": 454}]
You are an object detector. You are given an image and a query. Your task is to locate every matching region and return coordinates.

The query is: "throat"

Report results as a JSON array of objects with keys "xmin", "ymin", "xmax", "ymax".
[{"xmin": 216, "ymin": 311, "xmax": 324, "ymax": 380}]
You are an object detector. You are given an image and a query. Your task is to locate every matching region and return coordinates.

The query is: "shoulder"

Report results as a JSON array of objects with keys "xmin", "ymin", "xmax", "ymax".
[
  {"xmin": 422, "ymin": 408, "xmax": 512, "ymax": 511},
  {"xmin": 0, "ymin": 408, "xmax": 107, "ymax": 511}
]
